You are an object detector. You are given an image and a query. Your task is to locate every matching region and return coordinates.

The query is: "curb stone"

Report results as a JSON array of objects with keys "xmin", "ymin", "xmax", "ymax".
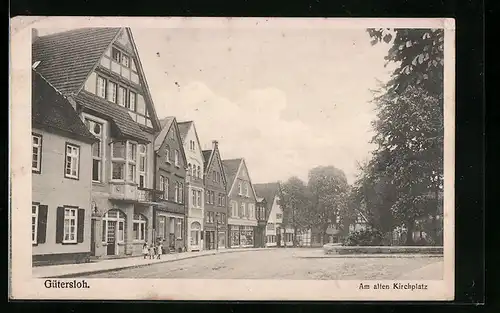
[{"xmin": 37, "ymin": 248, "xmax": 273, "ymax": 278}]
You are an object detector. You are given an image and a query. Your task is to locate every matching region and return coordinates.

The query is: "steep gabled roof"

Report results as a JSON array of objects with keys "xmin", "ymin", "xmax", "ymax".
[
  {"xmin": 222, "ymin": 158, "xmax": 242, "ymax": 190},
  {"xmin": 32, "ymin": 28, "xmax": 121, "ymax": 95},
  {"xmin": 202, "ymin": 150, "xmax": 212, "ymax": 169},
  {"xmin": 32, "ymin": 27, "xmax": 161, "ymax": 133},
  {"xmin": 75, "ymin": 91, "xmax": 149, "ymax": 143},
  {"xmin": 222, "ymin": 158, "xmax": 258, "ymax": 200},
  {"xmin": 253, "ymin": 182, "xmax": 281, "ymax": 220},
  {"xmin": 154, "ymin": 117, "xmax": 175, "ymax": 151},
  {"xmin": 154, "ymin": 117, "xmax": 188, "ymax": 166},
  {"xmin": 32, "ymin": 70, "xmax": 97, "ymax": 144},
  {"xmin": 177, "ymin": 121, "xmax": 192, "ymax": 142}
]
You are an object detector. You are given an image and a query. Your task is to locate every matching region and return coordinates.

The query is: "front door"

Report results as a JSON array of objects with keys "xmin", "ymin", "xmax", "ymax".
[{"xmin": 106, "ymin": 221, "xmax": 117, "ymax": 256}]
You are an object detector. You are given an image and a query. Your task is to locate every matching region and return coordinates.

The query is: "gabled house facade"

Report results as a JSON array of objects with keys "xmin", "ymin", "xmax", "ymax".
[
  {"xmin": 223, "ymin": 158, "xmax": 258, "ymax": 248},
  {"xmin": 32, "ymin": 27, "xmax": 163, "ymax": 259},
  {"xmin": 31, "ymin": 70, "xmax": 98, "ymax": 265},
  {"xmin": 254, "ymin": 182, "xmax": 295, "ymax": 248},
  {"xmin": 202, "ymin": 141, "xmax": 228, "ymax": 250},
  {"xmin": 154, "ymin": 117, "xmax": 188, "ymax": 253},
  {"xmin": 178, "ymin": 121, "xmax": 205, "ymax": 252}
]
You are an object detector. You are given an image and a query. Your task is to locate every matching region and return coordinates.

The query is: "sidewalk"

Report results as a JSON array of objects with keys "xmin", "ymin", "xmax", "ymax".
[{"xmin": 33, "ymin": 247, "xmax": 270, "ymax": 278}]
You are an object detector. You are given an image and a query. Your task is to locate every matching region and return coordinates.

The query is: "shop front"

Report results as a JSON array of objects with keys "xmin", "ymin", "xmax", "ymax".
[
  {"xmin": 229, "ymin": 225, "xmax": 255, "ymax": 248},
  {"xmin": 156, "ymin": 211, "xmax": 185, "ymax": 253}
]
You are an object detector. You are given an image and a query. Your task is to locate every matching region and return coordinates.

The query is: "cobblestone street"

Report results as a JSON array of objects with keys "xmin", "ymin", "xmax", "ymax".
[{"xmin": 79, "ymin": 249, "xmax": 443, "ymax": 280}]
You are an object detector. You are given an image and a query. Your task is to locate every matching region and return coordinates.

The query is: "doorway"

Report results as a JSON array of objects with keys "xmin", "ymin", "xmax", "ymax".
[{"xmin": 106, "ymin": 220, "xmax": 117, "ymax": 256}]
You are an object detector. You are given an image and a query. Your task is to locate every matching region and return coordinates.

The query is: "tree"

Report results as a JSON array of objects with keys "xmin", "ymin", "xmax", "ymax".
[
  {"xmin": 367, "ymin": 28, "xmax": 444, "ymax": 99},
  {"xmin": 307, "ymin": 166, "xmax": 350, "ymax": 245},
  {"xmin": 370, "ymin": 85, "xmax": 443, "ymax": 245},
  {"xmin": 278, "ymin": 177, "xmax": 312, "ymax": 247}
]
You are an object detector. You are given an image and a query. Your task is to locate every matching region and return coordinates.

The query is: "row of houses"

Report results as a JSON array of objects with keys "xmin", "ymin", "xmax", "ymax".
[{"xmin": 31, "ymin": 27, "xmax": 299, "ymax": 265}]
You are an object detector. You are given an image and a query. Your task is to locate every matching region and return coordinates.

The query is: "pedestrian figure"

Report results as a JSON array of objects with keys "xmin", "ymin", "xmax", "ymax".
[
  {"xmin": 149, "ymin": 244, "xmax": 155, "ymax": 259},
  {"xmin": 142, "ymin": 243, "xmax": 149, "ymax": 259},
  {"xmin": 157, "ymin": 243, "xmax": 163, "ymax": 259}
]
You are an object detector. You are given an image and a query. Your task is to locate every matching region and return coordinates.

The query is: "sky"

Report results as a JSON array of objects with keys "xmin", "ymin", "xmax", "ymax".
[{"xmin": 37, "ymin": 25, "xmax": 396, "ymax": 185}]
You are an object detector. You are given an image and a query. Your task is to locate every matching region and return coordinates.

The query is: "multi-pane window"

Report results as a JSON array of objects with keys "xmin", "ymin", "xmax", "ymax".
[
  {"xmin": 112, "ymin": 47, "xmax": 121, "ymax": 62},
  {"xmin": 85, "ymin": 118, "xmax": 104, "ymax": 182},
  {"xmin": 63, "ymin": 208, "xmax": 77, "ymax": 243},
  {"xmin": 117, "ymin": 86, "xmax": 127, "ymax": 107},
  {"xmin": 127, "ymin": 142, "xmax": 137, "ymax": 182},
  {"xmin": 32, "ymin": 134, "xmax": 42, "ymax": 173},
  {"xmin": 192, "ymin": 190, "xmax": 197, "ymax": 207},
  {"xmin": 65, "ymin": 144, "xmax": 80, "ymax": 179},
  {"xmin": 176, "ymin": 219, "xmax": 183, "ymax": 239},
  {"xmin": 107, "ymin": 81, "xmax": 117, "ymax": 103},
  {"xmin": 138, "ymin": 144, "xmax": 146, "ymax": 188},
  {"xmin": 159, "ymin": 175, "xmax": 165, "ymax": 199},
  {"xmin": 133, "ymin": 214, "xmax": 146, "ymax": 241},
  {"xmin": 32, "ymin": 204, "xmax": 38, "ymax": 244},
  {"xmin": 111, "ymin": 141, "xmax": 137, "ymax": 182},
  {"xmin": 97, "ymin": 76, "xmax": 107, "ymax": 98},
  {"xmin": 165, "ymin": 146, "xmax": 170, "ymax": 163},
  {"xmin": 174, "ymin": 150, "xmax": 179, "ymax": 167},
  {"xmin": 179, "ymin": 183, "xmax": 184, "ymax": 204},
  {"xmin": 129, "ymin": 91, "xmax": 136, "ymax": 111},
  {"xmin": 121, "ymin": 54, "xmax": 130, "ymax": 68}
]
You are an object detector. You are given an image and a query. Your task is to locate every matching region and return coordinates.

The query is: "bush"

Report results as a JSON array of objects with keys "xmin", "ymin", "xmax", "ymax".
[{"xmin": 342, "ymin": 229, "xmax": 385, "ymax": 246}]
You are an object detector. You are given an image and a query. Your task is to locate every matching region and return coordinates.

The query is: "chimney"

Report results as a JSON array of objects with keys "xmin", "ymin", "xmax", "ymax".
[
  {"xmin": 32, "ymin": 28, "xmax": 39, "ymax": 44},
  {"xmin": 212, "ymin": 140, "xmax": 218, "ymax": 150}
]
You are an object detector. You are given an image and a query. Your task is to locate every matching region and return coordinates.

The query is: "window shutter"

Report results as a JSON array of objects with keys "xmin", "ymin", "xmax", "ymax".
[
  {"xmin": 37, "ymin": 205, "xmax": 48, "ymax": 244},
  {"xmin": 55, "ymin": 207, "xmax": 64, "ymax": 243},
  {"xmin": 77, "ymin": 208, "xmax": 85, "ymax": 243}
]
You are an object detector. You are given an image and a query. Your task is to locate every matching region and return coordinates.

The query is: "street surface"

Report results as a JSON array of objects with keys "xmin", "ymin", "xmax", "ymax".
[{"xmin": 80, "ymin": 249, "xmax": 443, "ymax": 280}]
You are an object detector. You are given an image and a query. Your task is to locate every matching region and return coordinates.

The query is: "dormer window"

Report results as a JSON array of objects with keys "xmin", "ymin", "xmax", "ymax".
[{"xmin": 165, "ymin": 146, "xmax": 170, "ymax": 163}]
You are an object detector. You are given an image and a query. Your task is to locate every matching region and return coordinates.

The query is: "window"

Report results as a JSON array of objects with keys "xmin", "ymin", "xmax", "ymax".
[
  {"xmin": 107, "ymin": 81, "xmax": 117, "ymax": 103},
  {"xmin": 63, "ymin": 208, "xmax": 78, "ymax": 243},
  {"xmin": 221, "ymin": 213, "xmax": 226, "ymax": 224},
  {"xmin": 192, "ymin": 166, "xmax": 196, "ymax": 177},
  {"xmin": 133, "ymin": 214, "xmax": 147, "ymax": 241},
  {"xmin": 111, "ymin": 141, "xmax": 137, "ymax": 182},
  {"xmin": 112, "ymin": 47, "xmax": 121, "ymax": 62},
  {"xmin": 239, "ymin": 202, "xmax": 244, "ymax": 217},
  {"xmin": 129, "ymin": 91, "xmax": 136, "ymax": 111},
  {"xmin": 97, "ymin": 76, "xmax": 107, "ymax": 98},
  {"xmin": 190, "ymin": 140, "xmax": 195, "ymax": 150},
  {"xmin": 85, "ymin": 119, "xmax": 104, "ymax": 182},
  {"xmin": 245, "ymin": 183, "xmax": 250, "ymax": 197},
  {"xmin": 65, "ymin": 143, "xmax": 80, "ymax": 179},
  {"xmin": 231, "ymin": 201, "xmax": 237, "ymax": 217},
  {"xmin": 174, "ymin": 182, "xmax": 179, "ymax": 203},
  {"xmin": 32, "ymin": 204, "xmax": 38, "ymax": 244},
  {"xmin": 179, "ymin": 183, "xmax": 184, "ymax": 203},
  {"xmin": 165, "ymin": 146, "xmax": 170, "ymax": 163},
  {"xmin": 127, "ymin": 142, "xmax": 137, "ymax": 182},
  {"xmin": 174, "ymin": 150, "xmax": 179, "ymax": 167},
  {"xmin": 211, "ymin": 191, "xmax": 215, "ymax": 204},
  {"xmin": 197, "ymin": 190, "xmax": 202, "ymax": 207},
  {"xmin": 213, "ymin": 171, "xmax": 216, "ymax": 182},
  {"xmin": 165, "ymin": 177, "xmax": 169, "ymax": 200},
  {"xmin": 117, "ymin": 86, "xmax": 127, "ymax": 107},
  {"xmin": 188, "ymin": 164, "xmax": 192, "ymax": 176},
  {"xmin": 206, "ymin": 190, "xmax": 210, "ymax": 204},
  {"xmin": 248, "ymin": 203, "xmax": 254, "ymax": 219},
  {"xmin": 238, "ymin": 182, "xmax": 242, "ymax": 195},
  {"xmin": 159, "ymin": 175, "xmax": 164, "ymax": 196},
  {"xmin": 138, "ymin": 144, "xmax": 146, "ymax": 188},
  {"xmin": 32, "ymin": 134, "xmax": 42, "ymax": 173},
  {"xmin": 192, "ymin": 190, "xmax": 197, "ymax": 207},
  {"xmin": 169, "ymin": 217, "xmax": 175, "ymax": 234},
  {"xmin": 267, "ymin": 223, "xmax": 275, "ymax": 230},
  {"xmin": 197, "ymin": 166, "xmax": 201, "ymax": 179},
  {"xmin": 121, "ymin": 54, "xmax": 130, "ymax": 68},
  {"xmin": 276, "ymin": 213, "xmax": 283, "ymax": 220},
  {"xmin": 157, "ymin": 216, "xmax": 166, "ymax": 240},
  {"xmin": 176, "ymin": 219, "xmax": 183, "ymax": 239}
]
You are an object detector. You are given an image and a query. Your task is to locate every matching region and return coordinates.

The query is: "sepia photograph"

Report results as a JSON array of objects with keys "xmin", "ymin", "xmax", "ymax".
[{"xmin": 10, "ymin": 17, "xmax": 455, "ymax": 300}]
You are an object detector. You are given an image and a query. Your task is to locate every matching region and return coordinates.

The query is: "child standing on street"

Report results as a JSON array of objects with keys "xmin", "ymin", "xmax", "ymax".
[
  {"xmin": 157, "ymin": 243, "xmax": 163, "ymax": 259},
  {"xmin": 142, "ymin": 243, "xmax": 149, "ymax": 259},
  {"xmin": 149, "ymin": 244, "xmax": 155, "ymax": 259}
]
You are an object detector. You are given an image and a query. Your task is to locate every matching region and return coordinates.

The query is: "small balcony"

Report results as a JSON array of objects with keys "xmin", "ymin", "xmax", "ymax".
[
  {"xmin": 109, "ymin": 182, "xmax": 161, "ymax": 204},
  {"xmin": 109, "ymin": 182, "xmax": 138, "ymax": 202}
]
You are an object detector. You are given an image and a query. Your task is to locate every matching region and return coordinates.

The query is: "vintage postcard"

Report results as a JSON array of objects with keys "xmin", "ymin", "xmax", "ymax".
[{"xmin": 9, "ymin": 16, "xmax": 455, "ymax": 301}]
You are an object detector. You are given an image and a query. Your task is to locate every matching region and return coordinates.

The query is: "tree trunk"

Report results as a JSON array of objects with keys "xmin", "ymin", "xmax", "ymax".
[
  {"xmin": 293, "ymin": 226, "xmax": 298, "ymax": 247},
  {"xmin": 405, "ymin": 220, "xmax": 415, "ymax": 245}
]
